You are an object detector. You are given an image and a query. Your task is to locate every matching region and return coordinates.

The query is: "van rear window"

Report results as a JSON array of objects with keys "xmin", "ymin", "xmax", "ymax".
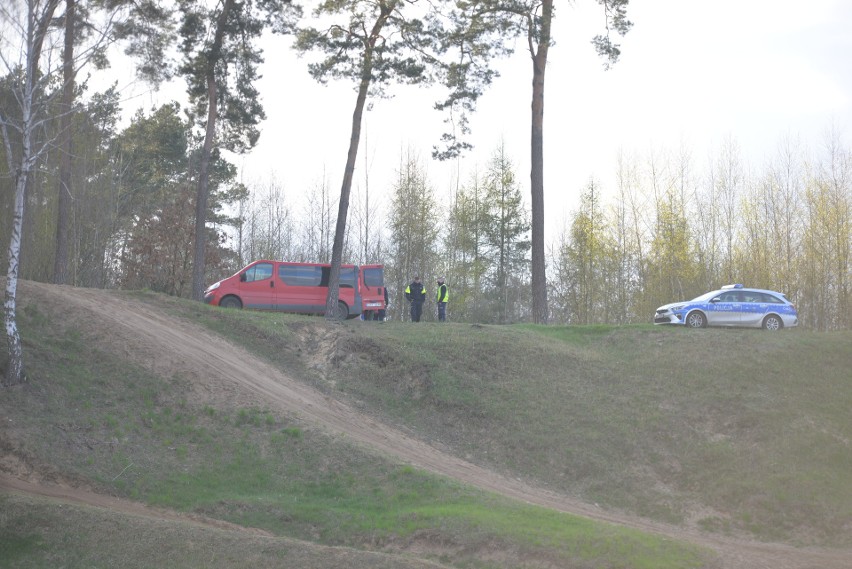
[{"xmin": 363, "ymin": 267, "xmax": 384, "ymax": 287}]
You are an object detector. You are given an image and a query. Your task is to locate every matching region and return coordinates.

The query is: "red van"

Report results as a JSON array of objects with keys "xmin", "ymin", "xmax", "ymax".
[{"xmin": 203, "ymin": 260, "xmax": 386, "ymax": 320}]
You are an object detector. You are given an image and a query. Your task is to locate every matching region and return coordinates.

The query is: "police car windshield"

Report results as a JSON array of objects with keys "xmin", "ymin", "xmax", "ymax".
[{"xmin": 691, "ymin": 290, "xmax": 723, "ymax": 302}]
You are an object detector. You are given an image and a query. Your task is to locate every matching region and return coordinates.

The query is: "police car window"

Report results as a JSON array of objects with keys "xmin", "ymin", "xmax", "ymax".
[
  {"xmin": 761, "ymin": 292, "xmax": 783, "ymax": 304},
  {"xmin": 246, "ymin": 263, "xmax": 273, "ymax": 282}
]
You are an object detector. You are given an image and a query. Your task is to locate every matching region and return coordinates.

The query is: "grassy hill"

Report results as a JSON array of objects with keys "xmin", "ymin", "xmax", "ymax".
[{"xmin": 2, "ymin": 283, "xmax": 851, "ymax": 568}]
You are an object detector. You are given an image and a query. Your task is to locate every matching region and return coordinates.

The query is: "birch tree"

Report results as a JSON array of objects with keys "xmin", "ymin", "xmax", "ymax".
[
  {"xmin": 1, "ymin": 0, "xmax": 173, "ymax": 383},
  {"xmin": 0, "ymin": 0, "xmax": 63, "ymax": 383},
  {"xmin": 605, "ymin": 155, "xmax": 641, "ymax": 323},
  {"xmin": 713, "ymin": 135, "xmax": 744, "ymax": 283},
  {"xmin": 301, "ymin": 174, "xmax": 336, "ymax": 263},
  {"xmin": 800, "ymin": 129, "xmax": 851, "ymax": 330},
  {"xmin": 234, "ymin": 176, "xmax": 295, "ymax": 265}
]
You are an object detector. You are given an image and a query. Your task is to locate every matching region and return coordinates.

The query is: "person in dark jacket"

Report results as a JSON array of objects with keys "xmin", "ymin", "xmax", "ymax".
[
  {"xmin": 436, "ymin": 276, "xmax": 448, "ymax": 322},
  {"xmin": 377, "ymin": 286, "xmax": 389, "ymax": 321},
  {"xmin": 404, "ymin": 276, "xmax": 426, "ymax": 322}
]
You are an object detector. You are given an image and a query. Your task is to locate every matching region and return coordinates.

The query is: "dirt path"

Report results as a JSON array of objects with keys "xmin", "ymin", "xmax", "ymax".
[{"xmin": 4, "ymin": 282, "xmax": 850, "ymax": 569}]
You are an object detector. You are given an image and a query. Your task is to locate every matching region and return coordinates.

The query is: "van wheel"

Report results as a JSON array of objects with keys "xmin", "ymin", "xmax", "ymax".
[
  {"xmin": 335, "ymin": 301, "xmax": 349, "ymax": 321},
  {"xmin": 220, "ymin": 296, "xmax": 242, "ymax": 309}
]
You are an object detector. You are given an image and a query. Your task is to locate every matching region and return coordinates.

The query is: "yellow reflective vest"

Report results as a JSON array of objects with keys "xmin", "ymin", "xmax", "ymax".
[{"xmin": 436, "ymin": 283, "xmax": 449, "ymax": 303}]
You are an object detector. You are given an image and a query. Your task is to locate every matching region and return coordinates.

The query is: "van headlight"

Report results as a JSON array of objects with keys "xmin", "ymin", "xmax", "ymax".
[{"xmin": 205, "ymin": 281, "xmax": 220, "ymax": 294}]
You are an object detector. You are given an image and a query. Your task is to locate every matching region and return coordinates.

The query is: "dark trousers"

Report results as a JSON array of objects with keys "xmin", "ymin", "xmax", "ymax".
[
  {"xmin": 410, "ymin": 301, "xmax": 424, "ymax": 322},
  {"xmin": 437, "ymin": 302, "xmax": 447, "ymax": 322}
]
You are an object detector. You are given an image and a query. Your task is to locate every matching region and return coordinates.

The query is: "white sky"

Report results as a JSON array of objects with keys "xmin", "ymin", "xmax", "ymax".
[{"xmin": 112, "ymin": 0, "xmax": 852, "ymax": 235}]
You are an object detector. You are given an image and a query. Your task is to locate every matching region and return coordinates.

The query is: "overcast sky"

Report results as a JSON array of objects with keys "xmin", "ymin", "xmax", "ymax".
[{"xmin": 116, "ymin": 0, "xmax": 852, "ymax": 233}]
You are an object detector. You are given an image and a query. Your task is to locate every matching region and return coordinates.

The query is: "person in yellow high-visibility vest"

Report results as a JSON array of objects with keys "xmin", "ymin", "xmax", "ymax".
[{"xmin": 436, "ymin": 277, "xmax": 449, "ymax": 322}]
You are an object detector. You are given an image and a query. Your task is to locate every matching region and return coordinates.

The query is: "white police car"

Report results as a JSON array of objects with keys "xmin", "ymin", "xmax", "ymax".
[{"xmin": 654, "ymin": 284, "xmax": 798, "ymax": 330}]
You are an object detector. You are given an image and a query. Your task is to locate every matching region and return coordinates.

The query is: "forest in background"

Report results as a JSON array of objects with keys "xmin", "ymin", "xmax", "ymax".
[
  {"xmin": 1, "ymin": 90, "xmax": 849, "ymax": 329},
  {"xmin": 1, "ymin": 0, "xmax": 848, "ymax": 332}
]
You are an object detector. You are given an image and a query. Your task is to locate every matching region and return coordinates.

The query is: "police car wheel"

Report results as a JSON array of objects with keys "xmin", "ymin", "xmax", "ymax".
[
  {"xmin": 686, "ymin": 311, "xmax": 706, "ymax": 328},
  {"xmin": 762, "ymin": 315, "xmax": 782, "ymax": 331}
]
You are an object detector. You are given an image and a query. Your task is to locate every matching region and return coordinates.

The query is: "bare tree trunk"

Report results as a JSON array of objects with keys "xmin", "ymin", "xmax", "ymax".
[
  {"xmin": 529, "ymin": 0, "xmax": 551, "ymax": 324},
  {"xmin": 53, "ymin": 0, "xmax": 75, "ymax": 285},
  {"xmin": 191, "ymin": 0, "xmax": 233, "ymax": 301},
  {"xmin": 325, "ymin": 5, "xmax": 392, "ymax": 320},
  {"xmin": 326, "ymin": 73, "xmax": 369, "ymax": 319}
]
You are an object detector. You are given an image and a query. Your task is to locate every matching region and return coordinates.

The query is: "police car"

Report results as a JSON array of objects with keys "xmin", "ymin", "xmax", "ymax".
[{"xmin": 653, "ymin": 284, "xmax": 798, "ymax": 330}]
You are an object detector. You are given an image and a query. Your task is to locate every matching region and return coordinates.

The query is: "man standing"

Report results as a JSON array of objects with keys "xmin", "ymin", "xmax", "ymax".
[
  {"xmin": 405, "ymin": 276, "xmax": 426, "ymax": 322},
  {"xmin": 377, "ymin": 286, "xmax": 389, "ymax": 321},
  {"xmin": 436, "ymin": 276, "xmax": 449, "ymax": 322}
]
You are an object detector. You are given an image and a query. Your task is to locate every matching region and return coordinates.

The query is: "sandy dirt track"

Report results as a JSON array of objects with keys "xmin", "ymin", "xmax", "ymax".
[{"xmin": 2, "ymin": 281, "xmax": 850, "ymax": 569}]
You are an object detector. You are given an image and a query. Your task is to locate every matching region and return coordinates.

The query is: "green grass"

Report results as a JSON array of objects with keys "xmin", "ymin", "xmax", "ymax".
[
  {"xmin": 0, "ymin": 494, "xmax": 452, "ymax": 569},
  {"xmin": 139, "ymin": 296, "xmax": 852, "ymax": 546},
  {"xmin": 3, "ymin": 285, "xmax": 851, "ymax": 567},
  {"xmin": 0, "ymin": 287, "xmax": 714, "ymax": 569}
]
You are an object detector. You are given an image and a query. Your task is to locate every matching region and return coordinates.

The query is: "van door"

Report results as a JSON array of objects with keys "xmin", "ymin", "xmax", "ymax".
[
  {"xmin": 239, "ymin": 262, "xmax": 276, "ymax": 309},
  {"xmin": 337, "ymin": 266, "xmax": 360, "ymax": 317},
  {"xmin": 277, "ymin": 264, "xmax": 323, "ymax": 314},
  {"xmin": 359, "ymin": 264, "xmax": 385, "ymax": 317}
]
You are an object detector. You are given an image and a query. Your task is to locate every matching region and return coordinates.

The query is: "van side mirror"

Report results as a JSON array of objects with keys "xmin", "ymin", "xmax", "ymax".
[{"xmin": 240, "ymin": 273, "xmax": 247, "ymax": 282}]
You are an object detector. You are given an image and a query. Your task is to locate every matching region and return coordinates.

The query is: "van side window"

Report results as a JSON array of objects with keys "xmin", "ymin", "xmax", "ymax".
[
  {"xmin": 280, "ymin": 265, "xmax": 321, "ymax": 286},
  {"xmin": 318, "ymin": 267, "xmax": 356, "ymax": 288},
  {"xmin": 340, "ymin": 267, "xmax": 356, "ymax": 289},
  {"xmin": 245, "ymin": 263, "xmax": 273, "ymax": 282}
]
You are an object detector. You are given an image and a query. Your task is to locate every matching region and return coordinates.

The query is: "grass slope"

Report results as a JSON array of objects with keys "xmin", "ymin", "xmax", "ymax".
[
  {"xmin": 1, "ymin": 284, "xmax": 849, "ymax": 568},
  {"xmin": 139, "ymin": 291, "xmax": 852, "ymax": 546}
]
